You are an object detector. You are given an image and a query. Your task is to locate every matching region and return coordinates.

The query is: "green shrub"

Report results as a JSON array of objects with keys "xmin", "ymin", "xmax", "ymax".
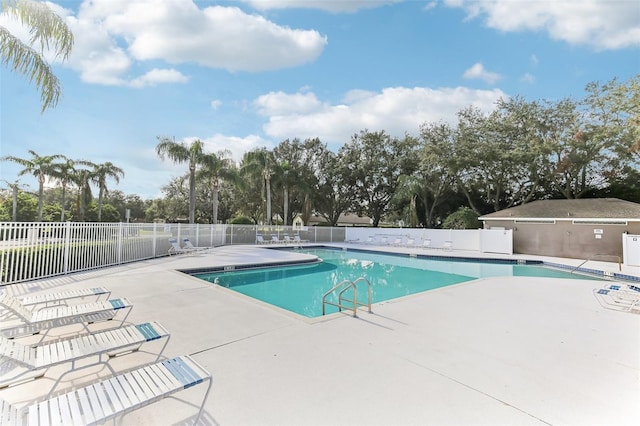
[
  {"xmin": 442, "ymin": 207, "xmax": 480, "ymax": 229},
  {"xmin": 229, "ymin": 216, "xmax": 254, "ymax": 225}
]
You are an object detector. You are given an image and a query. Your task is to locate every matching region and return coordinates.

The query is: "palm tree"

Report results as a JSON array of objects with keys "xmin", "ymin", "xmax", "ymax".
[
  {"xmin": 92, "ymin": 162, "xmax": 124, "ymax": 221},
  {"xmin": 50, "ymin": 156, "xmax": 75, "ymax": 221},
  {"xmin": 1, "ymin": 150, "xmax": 64, "ymax": 221},
  {"xmin": 1, "ymin": 179, "xmax": 28, "ymax": 221},
  {"xmin": 272, "ymin": 161, "xmax": 304, "ymax": 226},
  {"xmin": 1, "ymin": 0, "xmax": 73, "ymax": 112},
  {"xmin": 197, "ymin": 150, "xmax": 237, "ymax": 224},
  {"xmin": 73, "ymin": 166, "xmax": 95, "ymax": 221},
  {"xmin": 50, "ymin": 157, "xmax": 92, "ymax": 221},
  {"xmin": 242, "ymin": 148, "xmax": 276, "ymax": 225},
  {"xmin": 156, "ymin": 137, "xmax": 205, "ymax": 224}
]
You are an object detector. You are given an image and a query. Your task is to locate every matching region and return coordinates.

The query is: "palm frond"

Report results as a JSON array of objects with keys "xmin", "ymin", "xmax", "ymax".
[
  {"xmin": 6, "ymin": 0, "xmax": 73, "ymax": 60},
  {"xmin": 0, "ymin": 26, "xmax": 61, "ymax": 111}
]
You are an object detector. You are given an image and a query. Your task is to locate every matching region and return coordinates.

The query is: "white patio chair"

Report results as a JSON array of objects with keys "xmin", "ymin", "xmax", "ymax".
[
  {"xmin": 270, "ymin": 234, "xmax": 283, "ymax": 244},
  {"xmin": 593, "ymin": 287, "xmax": 640, "ymax": 314},
  {"xmin": 0, "ymin": 321, "xmax": 170, "ymax": 389},
  {"xmin": 421, "ymin": 239, "xmax": 432, "ymax": 249},
  {"xmin": 182, "ymin": 238, "xmax": 209, "ymax": 252},
  {"xmin": 0, "ymin": 294, "xmax": 133, "ymax": 339},
  {"xmin": 0, "ymin": 355, "xmax": 212, "ymax": 425},
  {"xmin": 167, "ymin": 238, "xmax": 198, "ymax": 255},
  {"xmin": 256, "ymin": 234, "xmax": 268, "ymax": 244},
  {"xmin": 293, "ymin": 235, "xmax": 309, "ymax": 244}
]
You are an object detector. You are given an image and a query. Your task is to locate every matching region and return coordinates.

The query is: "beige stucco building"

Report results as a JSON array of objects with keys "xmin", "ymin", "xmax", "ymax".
[{"xmin": 479, "ymin": 198, "xmax": 640, "ymax": 261}]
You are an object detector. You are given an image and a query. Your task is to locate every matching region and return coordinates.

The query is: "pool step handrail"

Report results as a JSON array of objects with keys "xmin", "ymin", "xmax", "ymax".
[
  {"xmin": 322, "ymin": 277, "xmax": 372, "ymax": 317},
  {"xmin": 570, "ymin": 254, "xmax": 621, "ymax": 274}
]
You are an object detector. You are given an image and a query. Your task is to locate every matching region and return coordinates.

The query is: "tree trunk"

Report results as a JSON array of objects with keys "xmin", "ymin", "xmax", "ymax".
[
  {"xmin": 212, "ymin": 182, "xmax": 219, "ymax": 224},
  {"xmin": 97, "ymin": 187, "xmax": 104, "ymax": 221},
  {"xmin": 37, "ymin": 176, "xmax": 45, "ymax": 222},
  {"xmin": 266, "ymin": 176, "xmax": 272, "ymax": 225},
  {"xmin": 189, "ymin": 169, "xmax": 196, "ymax": 223},
  {"xmin": 60, "ymin": 185, "xmax": 66, "ymax": 221},
  {"xmin": 283, "ymin": 186, "xmax": 289, "ymax": 226},
  {"xmin": 12, "ymin": 186, "xmax": 18, "ymax": 221}
]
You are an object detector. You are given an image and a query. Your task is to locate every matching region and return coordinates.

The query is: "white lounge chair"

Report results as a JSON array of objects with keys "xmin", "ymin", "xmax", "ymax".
[
  {"xmin": 605, "ymin": 283, "xmax": 640, "ymax": 297},
  {"xmin": 0, "ymin": 294, "xmax": 133, "ymax": 339},
  {"xmin": 270, "ymin": 234, "xmax": 282, "ymax": 244},
  {"xmin": 404, "ymin": 237, "xmax": 416, "ymax": 247},
  {"xmin": 0, "ymin": 355, "xmax": 212, "ymax": 425},
  {"xmin": 593, "ymin": 287, "xmax": 640, "ymax": 313},
  {"xmin": 443, "ymin": 241, "xmax": 453, "ymax": 250},
  {"xmin": 167, "ymin": 238, "xmax": 198, "ymax": 255},
  {"xmin": 12, "ymin": 287, "xmax": 111, "ymax": 308},
  {"xmin": 421, "ymin": 239, "xmax": 432, "ymax": 249},
  {"xmin": 256, "ymin": 234, "xmax": 268, "ymax": 244},
  {"xmin": 293, "ymin": 235, "xmax": 309, "ymax": 244},
  {"xmin": 391, "ymin": 237, "xmax": 403, "ymax": 246},
  {"xmin": 182, "ymin": 238, "xmax": 209, "ymax": 252},
  {"xmin": 282, "ymin": 234, "xmax": 292, "ymax": 244},
  {"xmin": 0, "ymin": 321, "xmax": 170, "ymax": 389}
]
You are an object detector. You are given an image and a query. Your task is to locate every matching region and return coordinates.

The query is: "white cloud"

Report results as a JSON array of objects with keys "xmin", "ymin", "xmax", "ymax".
[
  {"xmin": 520, "ymin": 73, "xmax": 536, "ymax": 84},
  {"xmin": 445, "ymin": 0, "xmax": 640, "ymax": 50},
  {"xmin": 129, "ymin": 69, "xmax": 188, "ymax": 88},
  {"xmin": 530, "ymin": 54, "xmax": 539, "ymax": 65},
  {"xmin": 254, "ymin": 91, "xmax": 324, "ymax": 115},
  {"xmin": 46, "ymin": 0, "xmax": 327, "ymax": 86},
  {"xmin": 200, "ymin": 134, "xmax": 274, "ymax": 162},
  {"xmin": 462, "ymin": 63, "xmax": 502, "ymax": 85},
  {"xmin": 243, "ymin": 0, "xmax": 402, "ymax": 13},
  {"xmin": 256, "ymin": 86, "xmax": 507, "ymax": 147},
  {"xmin": 210, "ymin": 100, "xmax": 222, "ymax": 110},
  {"xmin": 423, "ymin": 2, "xmax": 438, "ymax": 12}
]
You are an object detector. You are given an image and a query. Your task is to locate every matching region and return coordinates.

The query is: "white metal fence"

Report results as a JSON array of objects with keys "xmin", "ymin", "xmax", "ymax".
[
  {"xmin": 0, "ymin": 222, "xmax": 515, "ymax": 286},
  {"xmin": 0, "ymin": 222, "xmax": 346, "ymax": 286}
]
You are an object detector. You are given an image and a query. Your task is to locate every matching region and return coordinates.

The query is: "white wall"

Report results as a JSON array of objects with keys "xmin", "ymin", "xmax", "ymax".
[
  {"xmin": 480, "ymin": 229, "xmax": 514, "ymax": 254},
  {"xmin": 623, "ymin": 234, "xmax": 640, "ymax": 267},
  {"xmin": 344, "ymin": 228, "xmax": 513, "ymax": 254}
]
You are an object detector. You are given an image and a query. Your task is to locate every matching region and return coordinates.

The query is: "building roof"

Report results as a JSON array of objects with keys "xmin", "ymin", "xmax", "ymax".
[{"xmin": 480, "ymin": 198, "xmax": 640, "ymax": 220}]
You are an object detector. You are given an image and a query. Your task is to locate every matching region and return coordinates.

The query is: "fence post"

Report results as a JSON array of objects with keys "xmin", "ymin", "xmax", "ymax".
[
  {"xmin": 152, "ymin": 222, "xmax": 157, "ymax": 257},
  {"xmin": 117, "ymin": 222, "xmax": 123, "ymax": 264},
  {"xmin": 63, "ymin": 222, "xmax": 71, "ymax": 274}
]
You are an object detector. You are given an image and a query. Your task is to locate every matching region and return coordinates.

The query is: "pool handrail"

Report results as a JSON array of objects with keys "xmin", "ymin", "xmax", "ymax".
[{"xmin": 322, "ymin": 277, "xmax": 372, "ymax": 317}]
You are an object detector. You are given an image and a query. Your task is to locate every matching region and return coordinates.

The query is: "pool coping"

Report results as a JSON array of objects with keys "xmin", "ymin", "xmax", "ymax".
[
  {"xmin": 184, "ymin": 244, "xmax": 638, "ymax": 284},
  {"xmin": 178, "ymin": 245, "xmax": 636, "ymax": 323}
]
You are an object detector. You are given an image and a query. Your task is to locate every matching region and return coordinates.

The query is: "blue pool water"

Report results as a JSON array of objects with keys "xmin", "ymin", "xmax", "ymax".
[{"xmin": 193, "ymin": 248, "xmax": 601, "ymax": 318}]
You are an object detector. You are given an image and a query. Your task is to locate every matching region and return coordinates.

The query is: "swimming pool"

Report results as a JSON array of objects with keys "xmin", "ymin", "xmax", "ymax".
[{"xmin": 192, "ymin": 248, "xmax": 602, "ymax": 318}]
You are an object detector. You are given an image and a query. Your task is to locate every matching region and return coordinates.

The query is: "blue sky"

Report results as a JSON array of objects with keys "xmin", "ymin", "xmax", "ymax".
[{"xmin": 1, "ymin": 0, "xmax": 639, "ymax": 199}]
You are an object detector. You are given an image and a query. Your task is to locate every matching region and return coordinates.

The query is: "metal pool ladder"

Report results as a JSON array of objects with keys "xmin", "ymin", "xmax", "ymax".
[{"xmin": 322, "ymin": 277, "xmax": 373, "ymax": 317}]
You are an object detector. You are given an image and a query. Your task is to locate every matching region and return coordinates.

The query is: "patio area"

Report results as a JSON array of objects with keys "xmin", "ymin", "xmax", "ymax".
[{"xmin": 1, "ymin": 244, "xmax": 639, "ymax": 425}]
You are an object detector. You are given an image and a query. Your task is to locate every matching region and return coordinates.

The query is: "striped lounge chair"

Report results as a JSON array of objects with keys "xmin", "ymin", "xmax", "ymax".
[{"xmin": 0, "ymin": 355, "xmax": 212, "ymax": 425}]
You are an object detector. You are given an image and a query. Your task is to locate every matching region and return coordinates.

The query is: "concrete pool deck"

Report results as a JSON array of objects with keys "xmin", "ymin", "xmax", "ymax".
[{"xmin": 1, "ymin": 244, "xmax": 639, "ymax": 425}]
